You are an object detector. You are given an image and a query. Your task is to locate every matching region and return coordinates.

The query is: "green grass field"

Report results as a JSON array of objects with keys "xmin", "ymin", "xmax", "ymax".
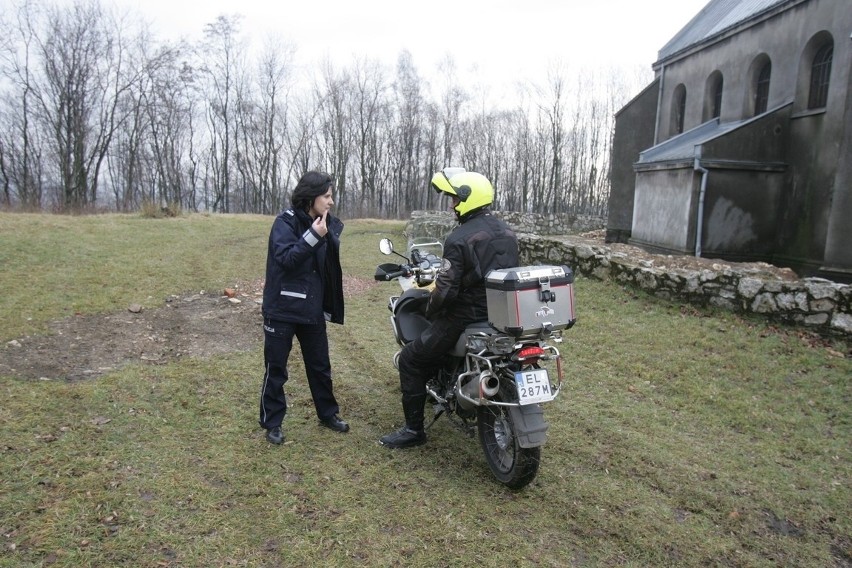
[{"xmin": 0, "ymin": 213, "xmax": 849, "ymax": 567}]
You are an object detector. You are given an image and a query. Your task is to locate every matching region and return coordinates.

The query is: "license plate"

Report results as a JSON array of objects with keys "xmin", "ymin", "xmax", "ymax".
[{"xmin": 514, "ymin": 369, "xmax": 554, "ymax": 404}]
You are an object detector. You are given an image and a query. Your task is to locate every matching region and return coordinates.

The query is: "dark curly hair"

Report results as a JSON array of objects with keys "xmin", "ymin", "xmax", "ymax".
[{"xmin": 291, "ymin": 171, "xmax": 334, "ymax": 212}]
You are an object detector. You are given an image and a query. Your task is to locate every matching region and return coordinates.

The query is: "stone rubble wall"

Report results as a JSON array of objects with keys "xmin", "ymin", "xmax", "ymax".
[
  {"xmin": 406, "ymin": 210, "xmax": 606, "ymax": 239},
  {"xmin": 519, "ymin": 233, "xmax": 852, "ymax": 337},
  {"xmin": 405, "ymin": 210, "xmax": 852, "ymax": 337},
  {"xmin": 490, "ymin": 211, "xmax": 607, "ymax": 235}
]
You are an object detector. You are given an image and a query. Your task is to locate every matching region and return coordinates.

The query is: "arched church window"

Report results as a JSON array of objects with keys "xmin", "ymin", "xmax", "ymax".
[
  {"xmin": 755, "ymin": 62, "xmax": 771, "ymax": 115},
  {"xmin": 672, "ymin": 84, "xmax": 686, "ymax": 135},
  {"xmin": 808, "ymin": 42, "xmax": 833, "ymax": 109}
]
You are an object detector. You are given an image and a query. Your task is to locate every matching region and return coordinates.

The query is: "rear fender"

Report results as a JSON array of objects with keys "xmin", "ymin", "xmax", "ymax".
[{"xmin": 508, "ymin": 404, "xmax": 548, "ymax": 448}]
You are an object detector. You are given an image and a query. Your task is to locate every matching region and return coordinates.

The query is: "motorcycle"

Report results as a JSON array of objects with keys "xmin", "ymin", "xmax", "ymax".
[{"xmin": 374, "ymin": 237, "xmax": 576, "ymax": 489}]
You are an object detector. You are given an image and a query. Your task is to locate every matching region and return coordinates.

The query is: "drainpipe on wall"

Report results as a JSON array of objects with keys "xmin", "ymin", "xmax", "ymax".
[
  {"xmin": 694, "ymin": 158, "xmax": 709, "ymax": 257},
  {"xmin": 653, "ymin": 63, "xmax": 665, "ymax": 145}
]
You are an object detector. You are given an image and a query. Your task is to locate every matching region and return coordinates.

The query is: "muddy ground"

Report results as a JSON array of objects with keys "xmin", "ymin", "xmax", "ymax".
[{"xmin": 1, "ymin": 276, "xmax": 378, "ymax": 381}]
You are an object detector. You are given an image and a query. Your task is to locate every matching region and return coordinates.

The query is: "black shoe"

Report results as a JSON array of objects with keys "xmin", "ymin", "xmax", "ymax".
[
  {"xmin": 380, "ymin": 425, "xmax": 426, "ymax": 448},
  {"xmin": 266, "ymin": 426, "xmax": 284, "ymax": 445},
  {"xmin": 320, "ymin": 414, "xmax": 350, "ymax": 433}
]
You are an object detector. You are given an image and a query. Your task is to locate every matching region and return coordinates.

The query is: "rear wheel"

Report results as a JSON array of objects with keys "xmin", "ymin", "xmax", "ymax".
[{"xmin": 477, "ymin": 385, "xmax": 540, "ymax": 489}]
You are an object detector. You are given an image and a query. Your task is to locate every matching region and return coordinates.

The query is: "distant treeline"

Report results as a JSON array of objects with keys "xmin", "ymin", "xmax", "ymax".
[{"xmin": 0, "ymin": 1, "xmax": 650, "ymax": 217}]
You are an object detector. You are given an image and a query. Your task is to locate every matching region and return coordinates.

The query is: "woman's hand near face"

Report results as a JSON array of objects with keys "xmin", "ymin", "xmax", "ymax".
[
  {"xmin": 312, "ymin": 211, "xmax": 328, "ymax": 237},
  {"xmin": 309, "ymin": 188, "xmax": 334, "ymax": 238}
]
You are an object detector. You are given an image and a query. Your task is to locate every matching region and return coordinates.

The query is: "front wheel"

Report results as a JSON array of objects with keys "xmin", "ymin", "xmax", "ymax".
[{"xmin": 477, "ymin": 392, "xmax": 541, "ymax": 489}]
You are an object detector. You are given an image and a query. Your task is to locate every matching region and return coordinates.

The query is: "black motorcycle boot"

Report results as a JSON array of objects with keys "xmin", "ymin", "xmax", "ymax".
[{"xmin": 380, "ymin": 395, "xmax": 427, "ymax": 449}]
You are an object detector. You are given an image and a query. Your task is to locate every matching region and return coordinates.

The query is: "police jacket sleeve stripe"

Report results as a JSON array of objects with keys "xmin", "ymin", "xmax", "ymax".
[
  {"xmin": 280, "ymin": 291, "xmax": 307, "ymax": 299},
  {"xmin": 303, "ymin": 228, "xmax": 320, "ymax": 247}
]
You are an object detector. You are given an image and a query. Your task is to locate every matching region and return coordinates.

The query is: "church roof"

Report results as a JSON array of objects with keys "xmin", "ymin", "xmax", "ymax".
[
  {"xmin": 636, "ymin": 102, "xmax": 791, "ymax": 165},
  {"xmin": 636, "ymin": 118, "xmax": 741, "ymax": 164},
  {"xmin": 656, "ymin": 0, "xmax": 796, "ymax": 63}
]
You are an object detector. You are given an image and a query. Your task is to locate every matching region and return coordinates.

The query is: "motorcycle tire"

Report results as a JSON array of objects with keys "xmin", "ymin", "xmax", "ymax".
[{"xmin": 476, "ymin": 384, "xmax": 541, "ymax": 490}]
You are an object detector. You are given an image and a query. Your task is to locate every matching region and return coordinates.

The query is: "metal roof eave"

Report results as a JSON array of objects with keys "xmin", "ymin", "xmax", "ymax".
[
  {"xmin": 652, "ymin": 0, "xmax": 806, "ymax": 69},
  {"xmin": 633, "ymin": 159, "xmax": 695, "ymax": 172},
  {"xmin": 634, "ymin": 159, "xmax": 788, "ymax": 173}
]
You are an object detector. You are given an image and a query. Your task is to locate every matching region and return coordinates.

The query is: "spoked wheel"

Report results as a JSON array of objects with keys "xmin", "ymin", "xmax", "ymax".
[{"xmin": 477, "ymin": 386, "xmax": 540, "ymax": 489}]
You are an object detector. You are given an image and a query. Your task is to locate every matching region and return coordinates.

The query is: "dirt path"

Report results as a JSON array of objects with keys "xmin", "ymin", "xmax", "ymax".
[
  {"xmin": 1, "ymin": 288, "xmax": 265, "ymax": 381},
  {"xmin": 1, "ymin": 276, "xmax": 379, "ymax": 381}
]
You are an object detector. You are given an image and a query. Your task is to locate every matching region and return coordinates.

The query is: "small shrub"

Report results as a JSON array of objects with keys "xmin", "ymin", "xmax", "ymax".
[{"xmin": 140, "ymin": 200, "xmax": 183, "ymax": 218}]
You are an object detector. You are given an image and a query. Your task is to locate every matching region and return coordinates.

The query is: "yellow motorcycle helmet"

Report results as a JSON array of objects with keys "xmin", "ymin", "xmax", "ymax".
[{"xmin": 430, "ymin": 167, "xmax": 494, "ymax": 217}]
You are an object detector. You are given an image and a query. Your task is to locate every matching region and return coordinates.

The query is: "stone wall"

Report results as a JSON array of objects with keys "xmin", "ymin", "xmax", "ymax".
[
  {"xmin": 406, "ymin": 210, "xmax": 606, "ymax": 240},
  {"xmin": 404, "ymin": 211, "xmax": 852, "ymax": 337},
  {"xmin": 492, "ymin": 211, "xmax": 607, "ymax": 235},
  {"xmin": 519, "ymin": 234, "xmax": 852, "ymax": 337}
]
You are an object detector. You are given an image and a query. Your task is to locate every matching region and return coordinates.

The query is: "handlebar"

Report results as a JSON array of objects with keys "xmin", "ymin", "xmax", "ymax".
[
  {"xmin": 375, "ymin": 244, "xmax": 443, "ymax": 287},
  {"xmin": 382, "ymin": 268, "xmax": 411, "ymax": 281},
  {"xmin": 374, "ymin": 262, "xmax": 414, "ymax": 282}
]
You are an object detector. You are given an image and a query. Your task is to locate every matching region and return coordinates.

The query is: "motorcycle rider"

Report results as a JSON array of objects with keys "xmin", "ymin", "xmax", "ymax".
[{"xmin": 380, "ymin": 168, "xmax": 519, "ymax": 448}]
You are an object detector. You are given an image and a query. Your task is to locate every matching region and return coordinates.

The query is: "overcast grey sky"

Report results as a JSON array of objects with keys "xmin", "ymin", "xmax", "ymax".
[{"xmin": 119, "ymin": 0, "xmax": 710, "ymax": 99}]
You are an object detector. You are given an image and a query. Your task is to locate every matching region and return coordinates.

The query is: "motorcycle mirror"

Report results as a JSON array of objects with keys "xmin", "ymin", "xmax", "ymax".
[{"xmin": 379, "ymin": 238, "xmax": 394, "ymax": 255}]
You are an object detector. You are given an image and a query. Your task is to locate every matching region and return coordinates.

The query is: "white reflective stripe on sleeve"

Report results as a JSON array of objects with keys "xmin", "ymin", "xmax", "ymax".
[
  {"xmin": 303, "ymin": 229, "xmax": 319, "ymax": 247},
  {"xmin": 280, "ymin": 290, "xmax": 307, "ymax": 299}
]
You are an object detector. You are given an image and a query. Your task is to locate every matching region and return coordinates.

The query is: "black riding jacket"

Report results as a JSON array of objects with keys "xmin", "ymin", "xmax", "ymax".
[
  {"xmin": 426, "ymin": 208, "xmax": 519, "ymax": 322},
  {"xmin": 262, "ymin": 208, "xmax": 344, "ymax": 325}
]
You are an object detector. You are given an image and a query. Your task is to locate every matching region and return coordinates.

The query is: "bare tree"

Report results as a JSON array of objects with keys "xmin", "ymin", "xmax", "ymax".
[
  {"xmin": 315, "ymin": 60, "xmax": 355, "ymax": 216},
  {"xmin": 104, "ymin": 30, "xmax": 183, "ymax": 211},
  {"xmin": 390, "ymin": 50, "xmax": 426, "ymax": 216},
  {"xmin": 502, "ymin": 106, "xmax": 534, "ymax": 212},
  {"xmin": 145, "ymin": 49, "xmax": 196, "ymax": 210},
  {"xmin": 350, "ymin": 57, "xmax": 388, "ymax": 217},
  {"xmin": 249, "ymin": 37, "xmax": 294, "ymax": 214},
  {"xmin": 32, "ymin": 0, "xmax": 149, "ymax": 210},
  {"xmin": 544, "ymin": 70, "xmax": 566, "ymax": 213},
  {"xmin": 199, "ymin": 14, "xmax": 244, "ymax": 212},
  {"xmin": 284, "ymin": 92, "xmax": 321, "ymax": 194},
  {"xmin": 0, "ymin": 0, "xmax": 44, "ymax": 209}
]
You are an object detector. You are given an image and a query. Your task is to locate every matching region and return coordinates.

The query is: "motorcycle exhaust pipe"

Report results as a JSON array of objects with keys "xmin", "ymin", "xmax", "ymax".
[
  {"xmin": 479, "ymin": 372, "xmax": 500, "ymax": 397},
  {"xmin": 458, "ymin": 371, "xmax": 500, "ymax": 408}
]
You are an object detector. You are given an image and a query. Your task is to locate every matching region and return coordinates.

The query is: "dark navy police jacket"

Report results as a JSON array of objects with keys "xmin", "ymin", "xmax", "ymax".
[{"xmin": 262, "ymin": 208, "xmax": 345, "ymax": 325}]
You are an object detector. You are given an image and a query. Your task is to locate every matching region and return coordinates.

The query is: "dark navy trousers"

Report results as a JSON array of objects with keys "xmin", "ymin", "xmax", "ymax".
[{"xmin": 259, "ymin": 318, "xmax": 340, "ymax": 430}]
